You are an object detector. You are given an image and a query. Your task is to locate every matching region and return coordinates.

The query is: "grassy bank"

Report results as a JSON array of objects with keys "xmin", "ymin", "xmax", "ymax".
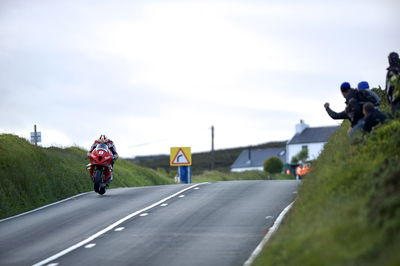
[
  {"xmin": 0, "ymin": 134, "xmax": 172, "ymax": 219},
  {"xmin": 254, "ymin": 119, "xmax": 400, "ymax": 265},
  {"xmin": 192, "ymin": 170, "xmax": 294, "ymax": 183}
]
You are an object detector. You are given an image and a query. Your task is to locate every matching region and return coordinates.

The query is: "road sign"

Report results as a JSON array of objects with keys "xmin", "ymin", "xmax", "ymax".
[
  {"xmin": 170, "ymin": 147, "xmax": 192, "ymax": 166},
  {"xmin": 30, "ymin": 132, "xmax": 42, "ymax": 143}
]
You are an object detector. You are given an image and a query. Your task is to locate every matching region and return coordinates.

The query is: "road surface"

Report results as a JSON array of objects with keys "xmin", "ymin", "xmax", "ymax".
[{"xmin": 0, "ymin": 180, "xmax": 298, "ymax": 266}]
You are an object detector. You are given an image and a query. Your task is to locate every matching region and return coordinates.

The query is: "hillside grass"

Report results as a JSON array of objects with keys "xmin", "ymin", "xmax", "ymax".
[
  {"xmin": 0, "ymin": 134, "xmax": 172, "ymax": 219},
  {"xmin": 254, "ymin": 118, "xmax": 400, "ymax": 266},
  {"xmin": 192, "ymin": 170, "xmax": 294, "ymax": 183}
]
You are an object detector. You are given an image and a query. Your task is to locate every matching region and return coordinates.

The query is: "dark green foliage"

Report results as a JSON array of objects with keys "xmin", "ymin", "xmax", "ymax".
[
  {"xmin": 264, "ymin": 156, "xmax": 284, "ymax": 174},
  {"xmin": 254, "ymin": 119, "xmax": 400, "ymax": 266},
  {"xmin": 0, "ymin": 134, "xmax": 172, "ymax": 219},
  {"xmin": 373, "ymin": 87, "xmax": 391, "ymax": 113}
]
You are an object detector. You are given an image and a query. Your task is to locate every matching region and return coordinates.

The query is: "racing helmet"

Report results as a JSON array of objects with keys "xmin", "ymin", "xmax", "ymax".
[{"xmin": 99, "ymin": 135, "xmax": 108, "ymax": 143}]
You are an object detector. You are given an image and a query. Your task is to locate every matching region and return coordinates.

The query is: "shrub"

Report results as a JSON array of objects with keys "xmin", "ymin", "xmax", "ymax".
[
  {"xmin": 290, "ymin": 148, "xmax": 309, "ymax": 164},
  {"xmin": 264, "ymin": 156, "xmax": 283, "ymax": 174}
]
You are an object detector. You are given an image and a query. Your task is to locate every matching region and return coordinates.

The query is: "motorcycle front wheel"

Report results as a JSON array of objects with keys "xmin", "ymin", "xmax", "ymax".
[{"xmin": 94, "ymin": 170, "xmax": 102, "ymax": 194}]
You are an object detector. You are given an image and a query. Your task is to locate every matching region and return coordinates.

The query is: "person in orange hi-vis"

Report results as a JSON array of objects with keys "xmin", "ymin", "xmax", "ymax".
[
  {"xmin": 296, "ymin": 164, "xmax": 311, "ymax": 180},
  {"xmin": 296, "ymin": 165, "xmax": 303, "ymax": 181},
  {"xmin": 302, "ymin": 165, "xmax": 310, "ymax": 176}
]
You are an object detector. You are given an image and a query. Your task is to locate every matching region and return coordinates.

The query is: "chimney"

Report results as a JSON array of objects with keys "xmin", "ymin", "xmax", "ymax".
[{"xmin": 295, "ymin": 119, "xmax": 309, "ymax": 134}]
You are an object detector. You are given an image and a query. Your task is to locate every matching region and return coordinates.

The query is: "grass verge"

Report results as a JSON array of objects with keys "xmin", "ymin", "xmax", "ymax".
[
  {"xmin": 254, "ymin": 120, "xmax": 400, "ymax": 266},
  {"xmin": 0, "ymin": 134, "xmax": 172, "ymax": 219},
  {"xmin": 192, "ymin": 170, "xmax": 294, "ymax": 183}
]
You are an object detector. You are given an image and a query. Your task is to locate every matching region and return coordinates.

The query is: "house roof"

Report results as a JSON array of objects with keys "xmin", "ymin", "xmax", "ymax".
[
  {"xmin": 231, "ymin": 147, "xmax": 286, "ymax": 169},
  {"xmin": 288, "ymin": 126, "xmax": 339, "ymax": 145}
]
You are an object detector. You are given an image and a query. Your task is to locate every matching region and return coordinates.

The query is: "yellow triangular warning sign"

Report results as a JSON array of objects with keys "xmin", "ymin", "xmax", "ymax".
[{"xmin": 170, "ymin": 147, "xmax": 192, "ymax": 166}]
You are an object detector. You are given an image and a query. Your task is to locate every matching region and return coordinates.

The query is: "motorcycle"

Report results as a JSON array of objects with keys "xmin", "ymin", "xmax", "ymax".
[{"xmin": 86, "ymin": 143, "xmax": 114, "ymax": 195}]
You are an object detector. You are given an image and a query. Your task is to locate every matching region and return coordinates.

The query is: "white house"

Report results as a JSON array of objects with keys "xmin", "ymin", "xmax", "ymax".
[
  {"xmin": 230, "ymin": 120, "xmax": 338, "ymax": 172},
  {"xmin": 286, "ymin": 120, "xmax": 338, "ymax": 163},
  {"xmin": 230, "ymin": 147, "xmax": 286, "ymax": 172}
]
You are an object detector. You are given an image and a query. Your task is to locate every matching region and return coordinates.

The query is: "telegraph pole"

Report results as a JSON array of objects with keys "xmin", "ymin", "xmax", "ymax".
[
  {"xmin": 34, "ymin": 125, "xmax": 37, "ymax": 146},
  {"xmin": 211, "ymin": 125, "xmax": 215, "ymax": 170}
]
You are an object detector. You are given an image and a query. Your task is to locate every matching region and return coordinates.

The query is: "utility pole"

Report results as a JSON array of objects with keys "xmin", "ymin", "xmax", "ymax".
[
  {"xmin": 34, "ymin": 124, "xmax": 37, "ymax": 146},
  {"xmin": 211, "ymin": 125, "xmax": 215, "ymax": 170}
]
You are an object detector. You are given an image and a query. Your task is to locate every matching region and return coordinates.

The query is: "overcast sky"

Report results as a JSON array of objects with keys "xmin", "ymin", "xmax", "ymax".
[{"xmin": 1, "ymin": 0, "xmax": 399, "ymax": 157}]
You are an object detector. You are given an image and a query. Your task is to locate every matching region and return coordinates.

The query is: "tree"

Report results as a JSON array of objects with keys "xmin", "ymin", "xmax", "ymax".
[
  {"xmin": 264, "ymin": 156, "xmax": 283, "ymax": 174},
  {"xmin": 291, "ymin": 148, "xmax": 309, "ymax": 164}
]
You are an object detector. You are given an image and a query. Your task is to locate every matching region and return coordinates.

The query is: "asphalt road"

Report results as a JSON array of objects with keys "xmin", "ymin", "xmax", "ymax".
[{"xmin": 0, "ymin": 180, "xmax": 298, "ymax": 266}]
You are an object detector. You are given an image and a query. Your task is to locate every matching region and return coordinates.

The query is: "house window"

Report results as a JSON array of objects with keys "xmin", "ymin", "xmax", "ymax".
[{"xmin": 302, "ymin": 145, "xmax": 308, "ymax": 151}]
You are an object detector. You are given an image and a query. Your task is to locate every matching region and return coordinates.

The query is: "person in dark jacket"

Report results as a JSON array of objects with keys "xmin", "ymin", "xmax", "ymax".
[
  {"xmin": 385, "ymin": 52, "xmax": 400, "ymax": 114},
  {"xmin": 362, "ymin": 102, "xmax": 387, "ymax": 132},
  {"xmin": 324, "ymin": 82, "xmax": 364, "ymax": 127}
]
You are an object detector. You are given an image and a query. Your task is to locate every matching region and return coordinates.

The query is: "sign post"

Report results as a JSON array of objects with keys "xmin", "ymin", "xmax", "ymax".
[
  {"xmin": 30, "ymin": 125, "xmax": 42, "ymax": 146},
  {"xmin": 170, "ymin": 147, "xmax": 192, "ymax": 184}
]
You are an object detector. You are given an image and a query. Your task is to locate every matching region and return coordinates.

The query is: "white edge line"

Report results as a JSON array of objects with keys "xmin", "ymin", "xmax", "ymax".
[
  {"xmin": 242, "ymin": 201, "xmax": 294, "ymax": 266},
  {"xmin": 32, "ymin": 183, "xmax": 205, "ymax": 266},
  {"xmin": 0, "ymin": 192, "xmax": 91, "ymax": 223}
]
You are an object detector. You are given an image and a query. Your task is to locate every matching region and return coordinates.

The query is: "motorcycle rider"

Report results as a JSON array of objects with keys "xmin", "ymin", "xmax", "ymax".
[{"xmin": 87, "ymin": 135, "xmax": 119, "ymax": 166}]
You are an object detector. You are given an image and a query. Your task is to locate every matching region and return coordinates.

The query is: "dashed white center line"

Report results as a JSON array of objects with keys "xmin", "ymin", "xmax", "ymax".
[
  {"xmin": 46, "ymin": 263, "xmax": 59, "ymax": 266},
  {"xmin": 114, "ymin": 227, "xmax": 125, "ymax": 232},
  {"xmin": 160, "ymin": 203, "xmax": 168, "ymax": 207},
  {"xmin": 179, "ymin": 195, "xmax": 185, "ymax": 198},
  {"xmin": 266, "ymin": 216, "xmax": 274, "ymax": 220},
  {"xmin": 194, "ymin": 187, "xmax": 200, "ymax": 190},
  {"xmin": 140, "ymin": 213, "xmax": 149, "ymax": 217},
  {"xmin": 32, "ymin": 183, "xmax": 206, "ymax": 266},
  {"xmin": 84, "ymin": 243, "xmax": 96, "ymax": 249}
]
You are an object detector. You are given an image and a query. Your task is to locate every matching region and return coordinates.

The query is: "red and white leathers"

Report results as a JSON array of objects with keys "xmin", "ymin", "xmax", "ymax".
[{"xmin": 87, "ymin": 136, "xmax": 119, "ymax": 161}]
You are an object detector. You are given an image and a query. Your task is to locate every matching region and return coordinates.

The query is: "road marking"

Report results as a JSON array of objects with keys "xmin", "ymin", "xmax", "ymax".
[
  {"xmin": 46, "ymin": 263, "xmax": 59, "ymax": 266},
  {"xmin": 32, "ymin": 183, "xmax": 205, "ymax": 266},
  {"xmin": 84, "ymin": 243, "xmax": 96, "ymax": 249},
  {"xmin": 160, "ymin": 203, "xmax": 168, "ymax": 207},
  {"xmin": 114, "ymin": 227, "xmax": 125, "ymax": 232},
  {"xmin": 265, "ymin": 216, "xmax": 274, "ymax": 220},
  {"xmin": 140, "ymin": 213, "xmax": 149, "ymax": 217},
  {"xmin": 243, "ymin": 201, "xmax": 295, "ymax": 266},
  {"xmin": 179, "ymin": 195, "xmax": 185, "ymax": 198},
  {"xmin": 194, "ymin": 187, "xmax": 200, "ymax": 190}
]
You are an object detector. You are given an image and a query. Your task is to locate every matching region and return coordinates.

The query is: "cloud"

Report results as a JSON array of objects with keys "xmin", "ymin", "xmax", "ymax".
[{"xmin": 0, "ymin": 0, "xmax": 399, "ymax": 157}]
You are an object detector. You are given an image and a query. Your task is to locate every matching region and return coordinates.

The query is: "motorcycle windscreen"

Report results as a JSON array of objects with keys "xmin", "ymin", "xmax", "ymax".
[{"xmin": 96, "ymin": 143, "xmax": 109, "ymax": 151}]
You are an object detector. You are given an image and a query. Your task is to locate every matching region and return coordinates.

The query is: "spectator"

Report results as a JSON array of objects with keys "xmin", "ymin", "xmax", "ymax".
[
  {"xmin": 324, "ymin": 82, "xmax": 364, "ymax": 128},
  {"xmin": 357, "ymin": 81, "xmax": 381, "ymax": 106},
  {"xmin": 362, "ymin": 102, "xmax": 387, "ymax": 132},
  {"xmin": 295, "ymin": 164, "xmax": 310, "ymax": 180},
  {"xmin": 385, "ymin": 52, "xmax": 400, "ymax": 114},
  {"xmin": 295, "ymin": 164, "xmax": 303, "ymax": 181}
]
